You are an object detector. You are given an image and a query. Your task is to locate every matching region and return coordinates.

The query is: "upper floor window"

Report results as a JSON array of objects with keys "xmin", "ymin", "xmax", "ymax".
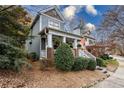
[{"xmin": 48, "ymin": 20, "xmax": 60, "ymax": 29}]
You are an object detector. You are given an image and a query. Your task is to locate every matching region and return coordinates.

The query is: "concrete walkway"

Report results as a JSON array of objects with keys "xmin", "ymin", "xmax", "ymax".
[{"xmin": 93, "ymin": 56, "xmax": 124, "ymax": 88}]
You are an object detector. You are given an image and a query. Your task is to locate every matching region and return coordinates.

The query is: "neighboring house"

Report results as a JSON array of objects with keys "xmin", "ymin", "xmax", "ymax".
[{"xmin": 26, "ymin": 6, "xmax": 95, "ymax": 60}]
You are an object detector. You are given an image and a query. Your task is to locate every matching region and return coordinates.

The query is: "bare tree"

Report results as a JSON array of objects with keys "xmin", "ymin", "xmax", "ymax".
[{"xmin": 96, "ymin": 6, "xmax": 124, "ymax": 55}]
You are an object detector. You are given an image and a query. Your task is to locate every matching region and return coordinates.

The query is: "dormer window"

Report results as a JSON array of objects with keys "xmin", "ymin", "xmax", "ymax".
[{"xmin": 48, "ymin": 19, "xmax": 60, "ymax": 29}]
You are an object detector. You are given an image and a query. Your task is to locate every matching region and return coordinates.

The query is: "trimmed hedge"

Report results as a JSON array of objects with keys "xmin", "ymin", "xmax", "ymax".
[
  {"xmin": 87, "ymin": 58, "xmax": 96, "ymax": 70},
  {"xmin": 96, "ymin": 57, "xmax": 105, "ymax": 67},
  {"xmin": 55, "ymin": 43, "xmax": 74, "ymax": 71},
  {"xmin": 72, "ymin": 57, "xmax": 88, "ymax": 71}
]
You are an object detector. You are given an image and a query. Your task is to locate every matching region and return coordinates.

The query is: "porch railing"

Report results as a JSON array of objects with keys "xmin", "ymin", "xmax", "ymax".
[
  {"xmin": 79, "ymin": 49, "xmax": 96, "ymax": 60},
  {"xmin": 40, "ymin": 50, "xmax": 47, "ymax": 58}
]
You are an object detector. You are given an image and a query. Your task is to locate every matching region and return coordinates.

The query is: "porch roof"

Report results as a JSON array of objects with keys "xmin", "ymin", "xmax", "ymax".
[{"xmin": 39, "ymin": 27, "xmax": 84, "ymax": 39}]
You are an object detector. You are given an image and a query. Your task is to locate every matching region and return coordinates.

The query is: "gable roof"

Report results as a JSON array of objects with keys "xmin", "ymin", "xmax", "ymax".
[
  {"xmin": 31, "ymin": 6, "xmax": 65, "ymax": 29},
  {"xmin": 31, "ymin": 14, "xmax": 40, "ymax": 29},
  {"xmin": 39, "ymin": 6, "xmax": 65, "ymax": 22}
]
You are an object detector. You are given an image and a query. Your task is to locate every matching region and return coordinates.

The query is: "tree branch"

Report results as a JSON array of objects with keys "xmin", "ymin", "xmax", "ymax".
[{"xmin": 0, "ymin": 5, "xmax": 15, "ymax": 13}]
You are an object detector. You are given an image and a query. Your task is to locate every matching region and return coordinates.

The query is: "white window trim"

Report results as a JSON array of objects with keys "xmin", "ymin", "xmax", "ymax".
[
  {"xmin": 41, "ymin": 13, "xmax": 65, "ymax": 23},
  {"xmin": 48, "ymin": 19, "xmax": 60, "ymax": 30}
]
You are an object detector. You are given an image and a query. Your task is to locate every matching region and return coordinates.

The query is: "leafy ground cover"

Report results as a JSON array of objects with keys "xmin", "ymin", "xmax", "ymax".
[{"xmin": 0, "ymin": 61, "xmax": 106, "ymax": 88}]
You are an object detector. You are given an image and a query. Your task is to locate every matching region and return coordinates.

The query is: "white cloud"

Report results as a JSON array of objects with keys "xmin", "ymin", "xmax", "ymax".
[
  {"xmin": 63, "ymin": 5, "xmax": 84, "ymax": 20},
  {"xmin": 63, "ymin": 6, "xmax": 76, "ymax": 20},
  {"xmin": 85, "ymin": 5, "xmax": 97, "ymax": 15},
  {"xmin": 62, "ymin": 6, "xmax": 97, "ymax": 31},
  {"xmin": 85, "ymin": 23, "xmax": 96, "ymax": 31}
]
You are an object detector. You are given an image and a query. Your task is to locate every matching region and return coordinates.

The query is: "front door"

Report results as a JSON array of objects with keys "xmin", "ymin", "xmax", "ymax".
[{"xmin": 40, "ymin": 38, "xmax": 47, "ymax": 58}]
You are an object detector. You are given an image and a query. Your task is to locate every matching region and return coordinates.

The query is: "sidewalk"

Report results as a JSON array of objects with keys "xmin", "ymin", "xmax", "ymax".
[{"xmin": 93, "ymin": 56, "xmax": 124, "ymax": 88}]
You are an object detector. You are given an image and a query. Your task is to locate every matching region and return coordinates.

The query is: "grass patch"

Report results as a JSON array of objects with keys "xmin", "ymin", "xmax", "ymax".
[
  {"xmin": 104, "ymin": 59, "xmax": 119, "ymax": 66},
  {"xmin": 104, "ymin": 59, "xmax": 119, "ymax": 72}
]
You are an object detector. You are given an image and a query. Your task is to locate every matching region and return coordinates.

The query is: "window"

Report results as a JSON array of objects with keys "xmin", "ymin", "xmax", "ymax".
[
  {"xmin": 89, "ymin": 39, "xmax": 94, "ymax": 44},
  {"xmin": 41, "ymin": 38, "xmax": 46, "ymax": 50},
  {"xmin": 48, "ymin": 20, "xmax": 60, "ymax": 29}
]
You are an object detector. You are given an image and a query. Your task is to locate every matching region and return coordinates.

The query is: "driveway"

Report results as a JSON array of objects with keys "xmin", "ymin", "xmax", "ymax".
[{"xmin": 93, "ymin": 55, "xmax": 124, "ymax": 88}]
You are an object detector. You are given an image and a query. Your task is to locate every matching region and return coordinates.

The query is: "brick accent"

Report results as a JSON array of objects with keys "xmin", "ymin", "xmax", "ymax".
[
  {"xmin": 47, "ymin": 48, "xmax": 54, "ymax": 61},
  {"xmin": 47, "ymin": 48, "xmax": 79, "ymax": 62},
  {"xmin": 73, "ymin": 48, "xmax": 79, "ymax": 57}
]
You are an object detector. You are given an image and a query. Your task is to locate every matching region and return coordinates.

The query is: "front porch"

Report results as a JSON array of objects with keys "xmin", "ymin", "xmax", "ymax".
[{"xmin": 39, "ymin": 27, "xmax": 83, "ymax": 60}]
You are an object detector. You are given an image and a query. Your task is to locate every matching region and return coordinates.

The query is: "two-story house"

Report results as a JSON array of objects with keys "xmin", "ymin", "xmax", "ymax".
[{"xmin": 26, "ymin": 6, "xmax": 95, "ymax": 60}]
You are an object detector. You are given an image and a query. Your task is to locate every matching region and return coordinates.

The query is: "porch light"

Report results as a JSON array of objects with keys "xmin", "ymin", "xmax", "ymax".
[{"xmin": 29, "ymin": 41, "xmax": 32, "ymax": 45}]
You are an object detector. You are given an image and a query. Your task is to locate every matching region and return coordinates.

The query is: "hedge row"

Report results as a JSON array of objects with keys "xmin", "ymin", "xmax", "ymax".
[
  {"xmin": 72, "ymin": 57, "xmax": 96, "ymax": 71},
  {"xmin": 96, "ymin": 54, "xmax": 113, "ymax": 67},
  {"xmin": 55, "ymin": 43, "xmax": 96, "ymax": 71}
]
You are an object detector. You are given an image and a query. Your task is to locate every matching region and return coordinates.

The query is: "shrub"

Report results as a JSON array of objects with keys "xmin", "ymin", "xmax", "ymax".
[
  {"xmin": 100, "ymin": 54, "xmax": 113, "ymax": 60},
  {"xmin": 53, "ymin": 37, "xmax": 61, "ymax": 49},
  {"xmin": 96, "ymin": 57, "xmax": 105, "ymax": 67},
  {"xmin": 28, "ymin": 52, "xmax": 38, "ymax": 61},
  {"xmin": 55, "ymin": 43, "xmax": 74, "ymax": 71},
  {"xmin": 87, "ymin": 58, "xmax": 96, "ymax": 70},
  {"xmin": 0, "ymin": 35, "xmax": 27, "ymax": 72},
  {"xmin": 40, "ymin": 58, "xmax": 54, "ymax": 70},
  {"xmin": 72, "ymin": 57, "xmax": 88, "ymax": 71},
  {"xmin": 67, "ymin": 42, "xmax": 73, "ymax": 48}
]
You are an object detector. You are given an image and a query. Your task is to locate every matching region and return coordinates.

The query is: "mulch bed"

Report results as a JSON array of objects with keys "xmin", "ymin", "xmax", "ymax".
[{"xmin": 0, "ymin": 62, "xmax": 107, "ymax": 88}]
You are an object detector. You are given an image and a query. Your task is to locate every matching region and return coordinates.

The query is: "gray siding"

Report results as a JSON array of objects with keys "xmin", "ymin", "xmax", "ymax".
[
  {"xmin": 60, "ymin": 22, "xmax": 64, "ymax": 31},
  {"xmin": 41, "ymin": 14, "xmax": 65, "ymax": 31},
  {"xmin": 41, "ymin": 15, "xmax": 48, "ymax": 29},
  {"xmin": 26, "ymin": 13, "xmax": 65, "ymax": 58},
  {"xmin": 26, "ymin": 18, "xmax": 41, "ymax": 58}
]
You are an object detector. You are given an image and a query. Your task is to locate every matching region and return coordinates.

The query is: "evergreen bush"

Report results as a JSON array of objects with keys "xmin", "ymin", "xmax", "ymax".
[
  {"xmin": 96, "ymin": 57, "xmax": 105, "ymax": 67},
  {"xmin": 72, "ymin": 57, "xmax": 88, "ymax": 71},
  {"xmin": 100, "ymin": 54, "xmax": 113, "ymax": 60},
  {"xmin": 55, "ymin": 43, "xmax": 74, "ymax": 71},
  {"xmin": 87, "ymin": 58, "xmax": 96, "ymax": 70},
  {"xmin": 0, "ymin": 34, "xmax": 27, "ymax": 72}
]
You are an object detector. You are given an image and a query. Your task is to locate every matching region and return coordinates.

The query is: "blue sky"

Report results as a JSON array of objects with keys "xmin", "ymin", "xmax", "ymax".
[
  {"xmin": 24, "ymin": 5, "xmax": 113, "ymax": 32},
  {"xmin": 59, "ymin": 5, "xmax": 112, "ymax": 26}
]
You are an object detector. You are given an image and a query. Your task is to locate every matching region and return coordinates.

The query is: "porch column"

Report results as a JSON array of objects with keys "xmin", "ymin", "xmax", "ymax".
[
  {"xmin": 63, "ymin": 36, "xmax": 66, "ymax": 43},
  {"xmin": 47, "ymin": 33, "xmax": 53, "ymax": 48},
  {"xmin": 47, "ymin": 33, "xmax": 54, "ymax": 62},
  {"xmin": 74, "ymin": 39, "xmax": 77, "ymax": 49},
  {"xmin": 73, "ymin": 39, "xmax": 78, "ymax": 57}
]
